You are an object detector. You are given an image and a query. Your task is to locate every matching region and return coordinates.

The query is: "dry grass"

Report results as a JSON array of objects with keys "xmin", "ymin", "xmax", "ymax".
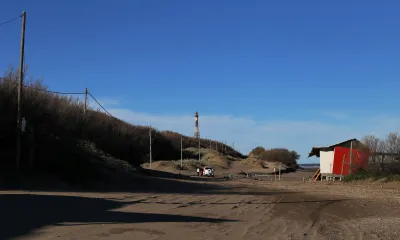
[
  {"xmin": 240, "ymin": 157, "xmax": 275, "ymax": 168},
  {"xmin": 141, "ymin": 148, "xmax": 233, "ymax": 171}
]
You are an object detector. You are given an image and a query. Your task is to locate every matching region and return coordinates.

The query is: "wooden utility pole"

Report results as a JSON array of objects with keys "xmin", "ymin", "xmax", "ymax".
[
  {"xmin": 180, "ymin": 135, "xmax": 183, "ymax": 168},
  {"xmin": 349, "ymin": 140, "xmax": 353, "ymax": 175},
  {"xmin": 198, "ymin": 137, "xmax": 201, "ymax": 161},
  {"xmin": 16, "ymin": 11, "xmax": 26, "ymax": 170},
  {"xmin": 340, "ymin": 154, "xmax": 346, "ymax": 179},
  {"xmin": 149, "ymin": 127, "xmax": 152, "ymax": 170},
  {"xmin": 278, "ymin": 163, "xmax": 281, "ymax": 180},
  {"xmin": 84, "ymin": 88, "xmax": 88, "ymax": 114}
]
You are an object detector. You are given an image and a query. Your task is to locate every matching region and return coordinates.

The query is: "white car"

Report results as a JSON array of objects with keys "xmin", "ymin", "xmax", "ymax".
[{"xmin": 202, "ymin": 166, "xmax": 214, "ymax": 177}]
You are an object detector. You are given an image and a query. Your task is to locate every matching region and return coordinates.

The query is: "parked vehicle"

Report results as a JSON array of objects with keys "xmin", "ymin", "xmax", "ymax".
[{"xmin": 202, "ymin": 166, "xmax": 214, "ymax": 177}]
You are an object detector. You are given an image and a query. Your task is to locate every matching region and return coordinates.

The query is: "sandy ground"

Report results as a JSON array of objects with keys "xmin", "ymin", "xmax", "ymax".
[
  {"xmin": 1, "ymin": 172, "xmax": 400, "ymax": 240},
  {"xmin": 151, "ymin": 160, "xmax": 286, "ymax": 178}
]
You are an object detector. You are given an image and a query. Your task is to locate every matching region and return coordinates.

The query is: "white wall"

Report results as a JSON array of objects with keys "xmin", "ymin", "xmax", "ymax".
[{"xmin": 320, "ymin": 151, "xmax": 334, "ymax": 174}]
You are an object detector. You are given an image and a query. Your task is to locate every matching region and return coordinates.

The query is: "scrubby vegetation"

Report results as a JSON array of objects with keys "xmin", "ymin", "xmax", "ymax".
[
  {"xmin": 248, "ymin": 146, "xmax": 300, "ymax": 169},
  {"xmin": 344, "ymin": 170, "xmax": 400, "ymax": 182},
  {"xmin": 0, "ymin": 68, "xmax": 245, "ymax": 182},
  {"xmin": 348, "ymin": 132, "xmax": 400, "ymax": 181}
]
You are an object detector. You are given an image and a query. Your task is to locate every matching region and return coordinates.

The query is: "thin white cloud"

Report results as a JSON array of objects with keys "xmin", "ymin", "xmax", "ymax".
[
  {"xmin": 103, "ymin": 108, "xmax": 400, "ymax": 163},
  {"xmin": 320, "ymin": 111, "xmax": 349, "ymax": 120},
  {"xmin": 87, "ymin": 100, "xmax": 400, "ymax": 163},
  {"xmin": 97, "ymin": 97, "xmax": 119, "ymax": 106},
  {"xmin": 87, "ymin": 97, "xmax": 119, "ymax": 111},
  {"xmin": 262, "ymin": 121, "xmax": 342, "ymax": 134}
]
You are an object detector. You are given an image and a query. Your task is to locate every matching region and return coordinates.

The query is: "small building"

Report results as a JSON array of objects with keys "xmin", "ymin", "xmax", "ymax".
[{"xmin": 308, "ymin": 139, "xmax": 370, "ymax": 178}]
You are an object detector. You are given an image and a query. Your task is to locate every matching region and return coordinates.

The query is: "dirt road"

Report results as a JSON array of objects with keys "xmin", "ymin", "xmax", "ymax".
[{"xmin": 1, "ymin": 177, "xmax": 400, "ymax": 240}]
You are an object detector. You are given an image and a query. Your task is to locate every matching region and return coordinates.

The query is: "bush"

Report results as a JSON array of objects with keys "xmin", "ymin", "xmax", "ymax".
[
  {"xmin": 249, "ymin": 147, "xmax": 300, "ymax": 168},
  {"xmin": 248, "ymin": 146, "xmax": 265, "ymax": 159},
  {"xmin": 344, "ymin": 170, "xmax": 400, "ymax": 182}
]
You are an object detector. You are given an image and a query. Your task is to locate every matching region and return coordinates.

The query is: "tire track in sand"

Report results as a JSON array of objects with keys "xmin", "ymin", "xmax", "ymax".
[{"xmin": 214, "ymin": 194, "xmax": 285, "ymax": 240}]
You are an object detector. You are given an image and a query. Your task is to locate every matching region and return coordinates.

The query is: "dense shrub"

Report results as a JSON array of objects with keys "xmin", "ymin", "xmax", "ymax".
[
  {"xmin": 248, "ymin": 147, "xmax": 300, "ymax": 168},
  {"xmin": 248, "ymin": 146, "xmax": 265, "ymax": 159}
]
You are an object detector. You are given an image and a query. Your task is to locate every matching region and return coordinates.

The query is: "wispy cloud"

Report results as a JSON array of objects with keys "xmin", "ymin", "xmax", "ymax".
[
  {"xmin": 320, "ymin": 111, "xmax": 349, "ymax": 120},
  {"xmin": 103, "ymin": 109, "xmax": 400, "ymax": 163},
  {"xmin": 88, "ymin": 97, "xmax": 119, "ymax": 111},
  {"xmin": 89, "ymin": 99, "xmax": 400, "ymax": 163},
  {"xmin": 97, "ymin": 97, "xmax": 119, "ymax": 106}
]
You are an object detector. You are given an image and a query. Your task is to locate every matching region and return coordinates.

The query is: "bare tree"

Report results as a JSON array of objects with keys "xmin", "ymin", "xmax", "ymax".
[
  {"xmin": 385, "ymin": 132, "xmax": 400, "ymax": 154},
  {"xmin": 362, "ymin": 132, "xmax": 400, "ymax": 173},
  {"xmin": 361, "ymin": 135, "xmax": 385, "ymax": 164}
]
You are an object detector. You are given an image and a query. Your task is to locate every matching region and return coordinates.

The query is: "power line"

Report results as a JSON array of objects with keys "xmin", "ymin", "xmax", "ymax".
[
  {"xmin": 88, "ymin": 91, "xmax": 114, "ymax": 117},
  {"xmin": 6, "ymin": 79, "xmax": 116, "ymax": 118},
  {"xmin": 1, "ymin": 79, "xmax": 84, "ymax": 95},
  {"xmin": 0, "ymin": 14, "xmax": 22, "ymax": 27},
  {"xmin": 22, "ymin": 84, "xmax": 84, "ymax": 95},
  {"xmin": 3, "ymin": 77, "xmax": 118, "ymax": 120}
]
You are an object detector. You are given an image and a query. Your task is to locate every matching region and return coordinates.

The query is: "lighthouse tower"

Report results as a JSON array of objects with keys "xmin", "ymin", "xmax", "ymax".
[{"xmin": 194, "ymin": 111, "xmax": 200, "ymax": 138}]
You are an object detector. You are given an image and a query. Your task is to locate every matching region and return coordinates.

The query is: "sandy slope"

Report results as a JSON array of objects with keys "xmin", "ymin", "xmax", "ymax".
[
  {"xmin": 1, "ymin": 174, "xmax": 400, "ymax": 240},
  {"xmin": 143, "ymin": 154, "xmax": 287, "ymax": 178}
]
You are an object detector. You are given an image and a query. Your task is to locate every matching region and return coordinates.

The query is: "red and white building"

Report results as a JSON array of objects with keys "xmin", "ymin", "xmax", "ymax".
[{"xmin": 308, "ymin": 139, "xmax": 370, "ymax": 178}]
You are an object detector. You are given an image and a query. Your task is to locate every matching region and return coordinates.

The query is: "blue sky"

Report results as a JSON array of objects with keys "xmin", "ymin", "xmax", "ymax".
[{"xmin": 2, "ymin": 0, "xmax": 400, "ymax": 163}]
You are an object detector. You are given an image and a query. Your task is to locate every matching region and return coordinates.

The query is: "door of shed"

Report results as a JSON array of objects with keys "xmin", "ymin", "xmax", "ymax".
[{"xmin": 320, "ymin": 151, "xmax": 334, "ymax": 174}]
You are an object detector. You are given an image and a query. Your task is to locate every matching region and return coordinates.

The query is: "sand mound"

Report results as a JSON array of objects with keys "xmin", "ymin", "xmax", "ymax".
[{"xmin": 141, "ymin": 148, "xmax": 233, "ymax": 172}]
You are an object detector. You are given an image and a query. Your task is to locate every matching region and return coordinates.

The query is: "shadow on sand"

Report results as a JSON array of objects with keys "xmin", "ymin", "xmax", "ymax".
[
  {"xmin": 0, "ymin": 193, "xmax": 237, "ymax": 239},
  {"xmin": 0, "ymin": 169, "xmax": 297, "ymax": 197}
]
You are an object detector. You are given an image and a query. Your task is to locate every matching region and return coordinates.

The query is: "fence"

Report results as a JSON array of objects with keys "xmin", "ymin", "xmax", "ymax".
[{"xmin": 367, "ymin": 153, "xmax": 400, "ymax": 174}]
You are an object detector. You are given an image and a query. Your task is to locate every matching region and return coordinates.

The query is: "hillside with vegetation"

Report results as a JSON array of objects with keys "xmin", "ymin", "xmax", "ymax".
[{"xmin": 0, "ymin": 68, "xmax": 245, "ymax": 185}]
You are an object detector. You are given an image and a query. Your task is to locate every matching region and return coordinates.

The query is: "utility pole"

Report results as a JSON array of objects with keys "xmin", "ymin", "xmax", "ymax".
[
  {"xmin": 198, "ymin": 137, "xmax": 201, "ymax": 161},
  {"xmin": 224, "ymin": 141, "xmax": 227, "ymax": 154},
  {"xmin": 149, "ymin": 127, "xmax": 152, "ymax": 170},
  {"xmin": 194, "ymin": 112, "xmax": 200, "ymax": 161},
  {"xmin": 16, "ymin": 11, "xmax": 26, "ymax": 171},
  {"xmin": 180, "ymin": 135, "xmax": 183, "ymax": 168},
  {"xmin": 278, "ymin": 162, "xmax": 281, "ymax": 180},
  {"xmin": 83, "ymin": 88, "xmax": 88, "ymax": 114},
  {"xmin": 349, "ymin": 140, "xmax": 353, "ymax": 175}
]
